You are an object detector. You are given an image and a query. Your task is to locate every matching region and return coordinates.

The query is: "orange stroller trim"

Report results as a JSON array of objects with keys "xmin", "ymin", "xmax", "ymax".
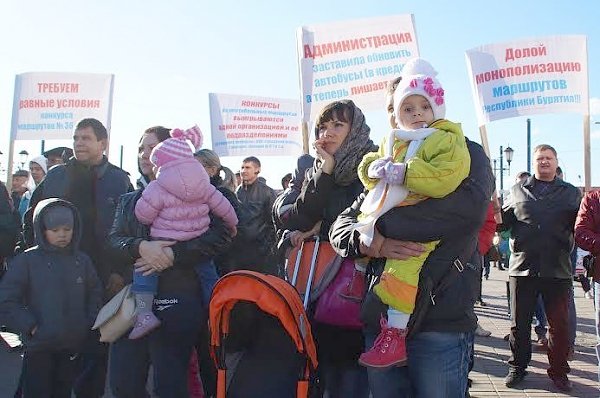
[
  {"xmin": 209, "ymin": 270, "xmax": 318, "ymax": 398},
  {"xmin": 286, "ymin": 236, "xmax": 338, "ymax": 308}
]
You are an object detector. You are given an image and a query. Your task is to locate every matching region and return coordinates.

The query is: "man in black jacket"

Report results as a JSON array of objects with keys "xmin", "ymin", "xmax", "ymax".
[
  {"xmin": 235, "ymin": 156, "xmax": 278, "ymax": 274},
  {"xmin": 23, "ymin": 118, "xmax": 133, "ymax": 398},
  {"xmin": 502, "ymin": 144, "xmax": 581, "ymax": 392}
]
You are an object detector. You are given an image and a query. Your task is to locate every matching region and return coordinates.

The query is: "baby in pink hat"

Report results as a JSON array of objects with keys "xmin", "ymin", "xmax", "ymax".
[{"xmin": 130, "ymin": 125, "xmax": 238, "ymax": 339}]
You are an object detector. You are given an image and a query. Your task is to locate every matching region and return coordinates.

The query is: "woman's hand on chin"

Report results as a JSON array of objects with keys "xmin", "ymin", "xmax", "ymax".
[{"xmin": 314, "ymin": 139, "xmax": 335, "ymax": 174}]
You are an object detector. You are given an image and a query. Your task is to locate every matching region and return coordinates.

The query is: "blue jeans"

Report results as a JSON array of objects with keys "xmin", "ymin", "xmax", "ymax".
[
  {"xmin": 132, "ymin": 259, "xmax": 218, "ymax": 308},
  {"xmin": 195, "ymin": 260, "xmax": 219, "ymax": 308},
  {"xmin": 366, "ymin": 331, "xmax": 473, "ymax": 398},
  {"xmin": 568, "ymin": 286, "xmax": 577, "ymax": 348}
]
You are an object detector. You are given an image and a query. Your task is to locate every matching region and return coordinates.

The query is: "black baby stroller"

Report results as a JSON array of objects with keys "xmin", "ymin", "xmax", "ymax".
[{"xmin": 209, "ymin": 270, "xmax": 318, "ymax": 398}]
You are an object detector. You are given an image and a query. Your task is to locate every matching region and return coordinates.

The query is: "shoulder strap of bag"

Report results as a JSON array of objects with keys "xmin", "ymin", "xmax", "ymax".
[{"xmin": 429, "ymin": 237, "xmax": 478, "ymax": 306}]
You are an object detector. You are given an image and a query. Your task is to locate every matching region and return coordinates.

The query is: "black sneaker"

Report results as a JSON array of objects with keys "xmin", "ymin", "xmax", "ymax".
[
  {"xmin": 533, "ymin": 335, "xmax": 548, "ymax": 352},
  {"xmin": 505, "ymin": 369, "xmax": 526, "ymax": 388},
  {"xmin": 550, "ymin": 374, "xmax": 572, "ymax": 392}
]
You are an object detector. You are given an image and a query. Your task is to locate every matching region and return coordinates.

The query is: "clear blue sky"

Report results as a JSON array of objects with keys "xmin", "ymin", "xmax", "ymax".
[{"xmin": 1, "ymin": 0, "xmax": 599, "ymax": 189}]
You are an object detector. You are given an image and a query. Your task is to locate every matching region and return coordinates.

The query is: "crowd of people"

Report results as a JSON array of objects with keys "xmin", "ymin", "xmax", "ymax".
[{"xmin": 0, "ymin": 57, "xmax": 596, "ymax": 398}]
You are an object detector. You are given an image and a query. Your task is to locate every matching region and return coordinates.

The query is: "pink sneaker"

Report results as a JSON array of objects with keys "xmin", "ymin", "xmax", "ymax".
[
  {"xmin": 359, "ymin": 317, "xmax": 407, "ymax": 368},
  {"xmin": 339, "ymin": 269, "xmax": 366, "ymax": 302},
  {"xmin": 128, "ymin": 312, "xmax": 161, "ymax": 339}
]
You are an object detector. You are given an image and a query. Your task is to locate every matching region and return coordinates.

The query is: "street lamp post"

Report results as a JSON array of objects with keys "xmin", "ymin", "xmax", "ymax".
[
  {"xmin": 18, "ymin": 150, "xmax": 29, "ymax": 170},
  {"xmin": 493, "ymin": 145, "xmax": 514, "ymax": 204}
]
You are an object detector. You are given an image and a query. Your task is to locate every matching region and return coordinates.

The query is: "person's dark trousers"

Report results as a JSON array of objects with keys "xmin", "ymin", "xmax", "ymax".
[
  {"xmin": 110, "ymin": 292, "xmax": 203, "ymax": 398},
  {"xmin": 483, "ymin": 254, "xmax": 491, "ymax": 278},
  {"xmin": 109, "ymin": 336, "xmax": 150, "ymax": 398},
  {"xmin": 568, "ymin": 286, "xmax": 577, "ymax": 349},
  {"xmin": 576, "ymin": 274, "xmax": 591, "ymax": 293},
  {"xmin": 196, "ymin": 316, "xmax": 217, "ymax": 397},
  {"xmin": 534, "ymin": 294, "xmax": 547, "ymax": 338},
  {"xmin": 72, "ymin": 339, "xmax": 109, "ymax": 398},
  {"xmin": 508, "ymin": 276, "xmax": 571, "ymax": 378},
  {"xmin": 477, "ymin": 257, "xmax": 484, "ymax": 302},
  {"xmin": 22, "ymin": 350, "xmax": 77, "ymax": 398},
  {"xmin": 506, "ymin": 281, "xmax": 511, "ymax": 317},
  {"xmin": 321, "ymin": 359, "xmax": 369, "ymax": 398}
]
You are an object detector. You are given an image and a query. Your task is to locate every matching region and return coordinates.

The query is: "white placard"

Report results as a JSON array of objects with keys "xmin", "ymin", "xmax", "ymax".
[
  {"xmin": 209, "ymin": 93, "xmax": 302, "ymax": 157},
  {"xmin": 11, "ymin": 72, "xmax": 114, "ymax": 140},
  {"xmin": 297, "ymin": 14, "xmax": 420, "ymax": 122},
  {"xmin": 466, "ymin": 35, "xmax": 589, "ymax": 126}
]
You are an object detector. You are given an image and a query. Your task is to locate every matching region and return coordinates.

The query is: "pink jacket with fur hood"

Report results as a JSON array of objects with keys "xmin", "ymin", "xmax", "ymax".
[{"xmin": 135, "ymin": 158, "xmax": 238, "ymax": 241}]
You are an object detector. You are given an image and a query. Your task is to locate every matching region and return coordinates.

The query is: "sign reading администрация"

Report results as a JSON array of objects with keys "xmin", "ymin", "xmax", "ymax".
[
  {"xmin": 465, "ymin": 35, "xmax": 588, "ymax": 126},
  {"xmin": 297, "ymin": 14, "xmax": 419, "ymax": 122},
  {"xmin": 11, "ymin": 72, "xmax": 115, "ymax": 140}
]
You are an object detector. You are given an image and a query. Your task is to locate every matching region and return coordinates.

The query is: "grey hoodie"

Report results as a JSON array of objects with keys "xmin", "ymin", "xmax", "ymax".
[{"xmin": 0, "ymin": 198, "xmax": 102, "ymax": 352}]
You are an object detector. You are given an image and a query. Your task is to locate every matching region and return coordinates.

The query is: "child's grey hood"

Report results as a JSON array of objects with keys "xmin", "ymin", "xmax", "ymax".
[{"xmin": 32, "ymin": 198, "xmax": 82, "ymax": 253}]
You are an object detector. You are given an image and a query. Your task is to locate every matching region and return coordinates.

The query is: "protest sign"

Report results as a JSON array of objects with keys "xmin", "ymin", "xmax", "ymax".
[
  {"xmin": 209, "ymin": 93, "xmax": 302, "ymax": 157},
  {"xmin": 297, "ymin": 14, "xmax": 419, "ymax": 122},
  {"xmin": 466, "ymin": 35, "xmax": 588, "ymax": 126},
  {"xmin": 10, "ymin": 72, "xmax": 115, "ymax": 140}
]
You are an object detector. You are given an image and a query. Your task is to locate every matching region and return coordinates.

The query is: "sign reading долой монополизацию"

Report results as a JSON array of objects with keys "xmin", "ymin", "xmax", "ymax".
[
  {"xmin": 297, "ymin": 14, "xmax": 420, "ymax": 123},
  {"xmin": 11, "ymin": 72, "xmax": 115, "ymax": 140},
  {"xmin": 465, "ymin": 35, "xmax": 589, "ymax": 127},
  {"xmin": 209, "ymin": 93, "xmax": 302, "ymax": 158}
]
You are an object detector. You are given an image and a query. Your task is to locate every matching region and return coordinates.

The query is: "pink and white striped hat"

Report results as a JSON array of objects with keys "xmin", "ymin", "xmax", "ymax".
[{"xmin": 150, "ymin": 125, "xmax": 203, "ymax": 167}]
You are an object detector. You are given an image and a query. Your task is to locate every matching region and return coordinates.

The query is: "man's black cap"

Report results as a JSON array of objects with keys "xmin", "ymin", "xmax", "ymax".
[{"xmin": 43, "ymin": 147, "xmax": 73, "ymax": 161}]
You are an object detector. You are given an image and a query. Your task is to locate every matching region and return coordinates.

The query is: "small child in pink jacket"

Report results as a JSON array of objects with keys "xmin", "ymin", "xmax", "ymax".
[{"xmin": 130, "ymin": 125, "xmax": 238, "ymax": 339}]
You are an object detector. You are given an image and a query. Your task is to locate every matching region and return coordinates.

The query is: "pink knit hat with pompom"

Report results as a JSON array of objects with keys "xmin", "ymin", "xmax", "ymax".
[{"xmin": 150, "ymin": 125, "xmax": 203, "ymax": 168}]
